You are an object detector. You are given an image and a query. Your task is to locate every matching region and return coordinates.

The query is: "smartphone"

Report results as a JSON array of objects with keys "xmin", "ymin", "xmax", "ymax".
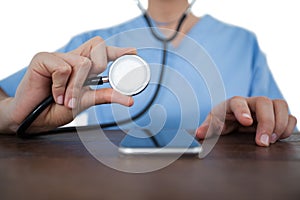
[{"xmin": 118, "ymin": 129, "xmax": 202, "ymax": 155}]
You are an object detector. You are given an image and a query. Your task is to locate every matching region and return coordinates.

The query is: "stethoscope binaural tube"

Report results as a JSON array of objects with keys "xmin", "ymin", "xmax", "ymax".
[
  {"xmin": 117, "ymin": 0, "xmax": 196, "ymax": 125},
  {"xmin": 99, "ymin": 2, "xmax": 195, "ymax": 129}
]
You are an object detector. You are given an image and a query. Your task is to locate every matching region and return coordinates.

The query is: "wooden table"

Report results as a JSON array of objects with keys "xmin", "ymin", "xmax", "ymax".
[{"xmin": 1, "ymin": 128, "xmax": 300, "ymax": 200}]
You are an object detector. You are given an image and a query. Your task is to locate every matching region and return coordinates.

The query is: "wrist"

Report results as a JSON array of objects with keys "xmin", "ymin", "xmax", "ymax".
[{"xmin": 0, "ymin": 97, "xmax": 19, "ymax": 134}]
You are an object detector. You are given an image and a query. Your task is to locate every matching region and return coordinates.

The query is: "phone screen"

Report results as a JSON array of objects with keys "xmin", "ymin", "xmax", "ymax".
[{"xmin": 118, "ymin": 129, "xmax": 202, "ymax": 155}]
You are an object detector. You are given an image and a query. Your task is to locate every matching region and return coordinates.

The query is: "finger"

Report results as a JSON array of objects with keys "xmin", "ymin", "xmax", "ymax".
[
  {"xmin": 70, "ymin": 36, "xmax": 107, "ymax": 73},
  {"xmin": 195, "ymin": 112, "xmax": 225, "ymax": 139},
  {"xmin": 106, "ymin": 46, "xmax": 137, "ymax": 61},
  {"xmin": 80, "ymin": 88, "xmax": 134, "ymax": 110},
  {"xmin": 89, "ymin": 45, "xmax": 137, "ymax": 74},
  {"xmin": 228, "ymin": 96, "xmax": 253, "ymax": 127},
  {"xmin": 248, "ymin": 97, "xmax": 275, "ymax": 147},
  {"xmin": 51, "ymin": 65, "xmax": 72, "ymax": 105},
  {"xmin": 70, "ymin": 36, "xmax": 137, "ymax": 74},
  {"xmin": 55, "ymin": 53, "xmax": 92, "ymax": 109},
  {"xmin": 270, "ymin": 99, "xmax": 289, "ymax": 143},
  {"xmin": 90, "ymin": 41, "xmax": 107, "ymax": 73},
  {"xmin": 66, "ymin": 58, "xmax": 92, "ymax": 109},
  {"xmin": 196, "ymin": 100, "xmax": 228, "ymax": 139},
  {"xmin": 31, "ymin": 52, "xmax": 72, "ymax": 105},
  {"xmin": 195, "ymin": 114, "xmax": 212, "ymax": 139},
  {"xmin": 280, "ymin": 115, "xmax": 297, "ymax": 139},
  {"xmin": 196, "ymin": 96, "xmax": 253, "ymax": 139},
  {"xmin": 71, "ymin": 36, "xmax": 104, "ymax": 57}
]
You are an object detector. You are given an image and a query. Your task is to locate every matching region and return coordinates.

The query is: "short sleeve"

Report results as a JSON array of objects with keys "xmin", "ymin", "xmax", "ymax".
[{"xmin": 248, "ymin": 37, "xmax": 284, "ymax": 99}]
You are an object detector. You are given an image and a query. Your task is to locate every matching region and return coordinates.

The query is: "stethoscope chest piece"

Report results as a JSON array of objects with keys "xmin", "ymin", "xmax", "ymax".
[{"xmin": 109, "ymin": 55, "xmax": 150, "ymax": 96}]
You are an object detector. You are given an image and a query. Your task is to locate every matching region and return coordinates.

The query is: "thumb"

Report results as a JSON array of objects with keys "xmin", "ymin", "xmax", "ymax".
[
  {"xmin": 196, "ymin": 112, "xmax": 226, "ymax": 139},
  {"xmin": 79, "ymin": 88, "xmax": 134, "ymax": 112},
  {"xmin": 195, "ymin": 115, "xmax": 212, "ymax": 139}
]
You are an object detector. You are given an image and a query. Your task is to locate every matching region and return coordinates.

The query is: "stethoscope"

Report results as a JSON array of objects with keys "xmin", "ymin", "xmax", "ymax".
[{"xmin": 17, "ymin": 0, "xmax": 196, "ymax": 137}]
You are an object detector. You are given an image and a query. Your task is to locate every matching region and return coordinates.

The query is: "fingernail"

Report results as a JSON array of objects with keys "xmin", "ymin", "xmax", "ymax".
[
  {"xmin": 242, "ymin": 113, "xmax": 252, "ymax": 119},
  {"xmin": 196, "ymin": 127, "xmax": 205, "ymax": 139},
  {"xmin": 270, "ymin": 133, "xmax": 278, "ymax": 144},
  {"xmin": 68, "ymin": 98, "xmax": 76, "ymax": 108},
  {"xmin": 57, "ymin": 95, "xmax": 63, "ymax": 105},
  {"xmin": 260, "ymin": 134, "xmax": 270, "ymax": 146}
]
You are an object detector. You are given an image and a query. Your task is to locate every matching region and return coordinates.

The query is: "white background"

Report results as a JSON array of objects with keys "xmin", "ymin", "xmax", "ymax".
[{"xmin": 0, "ymin": 0, "xmax": 299, "ymax": 128}]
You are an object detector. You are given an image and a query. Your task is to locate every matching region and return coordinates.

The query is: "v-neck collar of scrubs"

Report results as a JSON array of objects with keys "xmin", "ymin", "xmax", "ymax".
[{"xmin": 142, "ymin": 14, "xmax": 213, "ymax": 51}]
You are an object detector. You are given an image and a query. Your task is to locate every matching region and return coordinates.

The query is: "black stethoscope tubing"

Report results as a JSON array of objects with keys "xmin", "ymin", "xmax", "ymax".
[
  {"xmin": 99, "ymin": 12, "xmax": 188, "ymax": 128},
  {"xmin": 16, "ymin": 7, "xmax": 189, "ymax": 137}
]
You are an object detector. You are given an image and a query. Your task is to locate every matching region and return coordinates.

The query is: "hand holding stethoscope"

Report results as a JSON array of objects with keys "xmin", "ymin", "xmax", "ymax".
[
  {"xmin": 17, "ymin": 0, "xmax": 196, "ymax": 137},
  {"xmin": 15, "ymin": 37, "xmax": 148, "ymax": 136}
]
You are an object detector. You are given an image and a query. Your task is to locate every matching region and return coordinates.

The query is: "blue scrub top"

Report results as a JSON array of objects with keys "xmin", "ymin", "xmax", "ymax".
[{"xmin": 0, "ymin": 15, "xmax": 284, "ymax": 130}]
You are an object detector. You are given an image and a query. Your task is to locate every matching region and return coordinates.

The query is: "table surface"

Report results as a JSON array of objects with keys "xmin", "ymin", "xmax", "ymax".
[{"xmin": 1, "ymin": 128, "xmax": 300, "ymax": 200}]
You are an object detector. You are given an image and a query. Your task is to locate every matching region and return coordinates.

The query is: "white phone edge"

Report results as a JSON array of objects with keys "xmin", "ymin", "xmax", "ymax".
[{"xmin": 118, "ymin": 146, "xmax": 202, "ymax": 155}]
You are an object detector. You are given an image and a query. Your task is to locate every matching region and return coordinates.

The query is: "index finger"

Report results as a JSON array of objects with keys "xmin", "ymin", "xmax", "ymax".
[
  {"xmin": 89, "ymin": 44, "xmax": 136, "ymax": 74},
  {"xmin": 71, "ymin": 36, "xmax": 136, "ymax": 74}
]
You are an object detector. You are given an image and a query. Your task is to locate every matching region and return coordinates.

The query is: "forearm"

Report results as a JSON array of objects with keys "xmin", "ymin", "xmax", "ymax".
[{"xmin": 0, "ymin": 88, "xmax": 16, "ymax": 134}]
